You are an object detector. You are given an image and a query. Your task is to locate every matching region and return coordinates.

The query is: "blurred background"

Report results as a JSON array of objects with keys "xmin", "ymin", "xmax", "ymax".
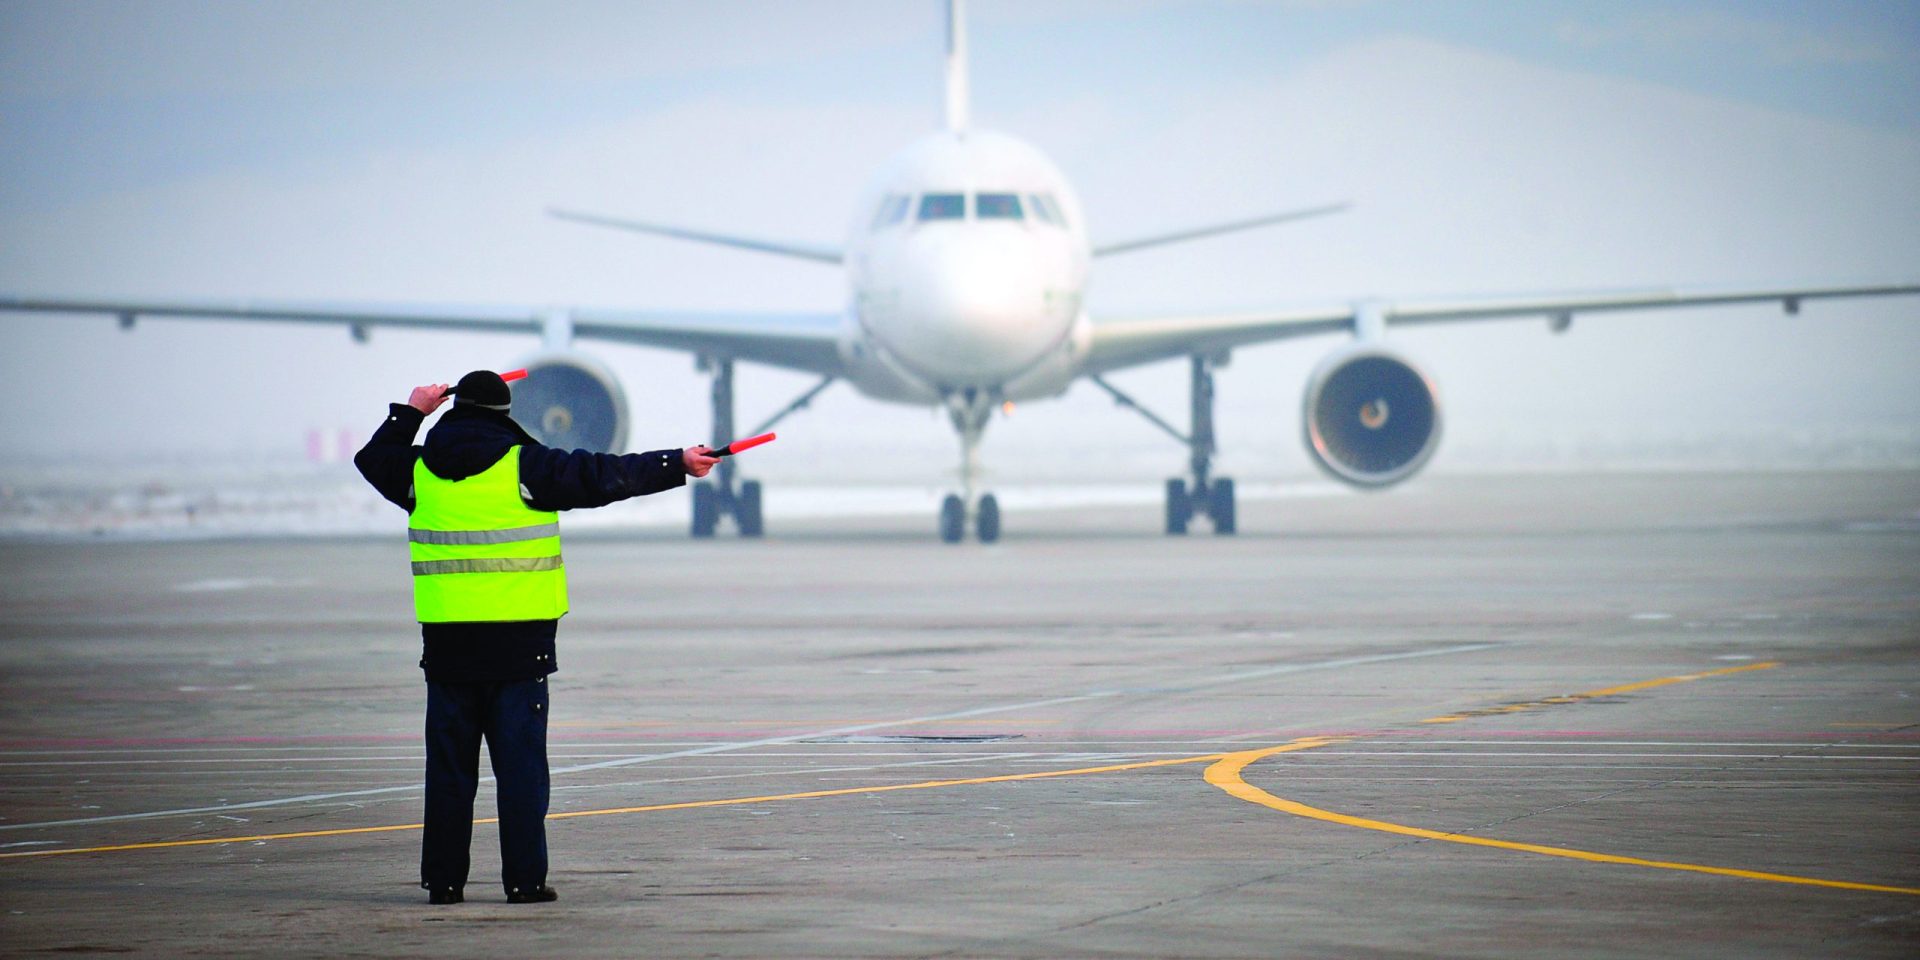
[{"xmin": 2, "ymin": 0, "xmax": 1917, "ymax": 534}]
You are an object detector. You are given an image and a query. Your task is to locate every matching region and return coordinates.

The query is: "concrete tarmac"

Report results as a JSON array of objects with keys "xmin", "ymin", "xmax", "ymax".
[{"xmin": 1, "ymin": 469, "xmax": 1916, "ymax": 959}]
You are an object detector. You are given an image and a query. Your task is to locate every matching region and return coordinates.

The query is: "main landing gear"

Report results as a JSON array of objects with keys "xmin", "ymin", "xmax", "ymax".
[
  {"xmin": 690, "ymin": 356, "xmax": 834, "ymax": 539},
  {"xmin": 1091, "ymin": 352, "xmax": 1236, "ymax": 536},
  {"xmin": 939, "ymin": 389, "xmax": 1000, "ymax": 544}
]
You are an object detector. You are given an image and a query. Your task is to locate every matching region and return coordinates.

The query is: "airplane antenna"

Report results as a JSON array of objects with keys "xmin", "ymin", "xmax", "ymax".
[{"xmin": 945, "ymin": 0, "xmax": 969, "ymax": 134}]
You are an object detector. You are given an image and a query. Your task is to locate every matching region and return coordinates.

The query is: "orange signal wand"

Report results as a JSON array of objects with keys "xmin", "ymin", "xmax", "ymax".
[
  {"xmin": 708, "ymin": 432, "xmax": 776, "ymax": 458},
  {"xmin": 443, "ymin": 369, "xmax": 527, "ymax": 396}
]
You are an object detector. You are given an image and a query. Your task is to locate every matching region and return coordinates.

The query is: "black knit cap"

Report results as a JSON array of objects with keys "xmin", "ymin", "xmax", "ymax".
[{"xmin": 451, "ymin": 370, "xmax": 512, "ymax": 411}]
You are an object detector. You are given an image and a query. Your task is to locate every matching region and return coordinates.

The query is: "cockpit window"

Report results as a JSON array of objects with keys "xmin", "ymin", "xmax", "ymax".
[
  {"xmin": 918, "ymin": 193, "xmax": 965, "ymax": 221},
  {"xmin": 976, "ymin": 193, "xmax": 1023, "ymax": 220},
  {"xmin": 1028, "ymin": 193, "xmax": 1066, "ymax": 227},
  {"xmin": 870, "ymin": 193, "xmax": 910, "ymax": 229}
]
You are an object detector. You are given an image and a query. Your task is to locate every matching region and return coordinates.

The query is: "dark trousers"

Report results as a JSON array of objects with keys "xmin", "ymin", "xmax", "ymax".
[{"xmin": 421, "ymin": 677, "xmax": 550, "ymax": 895}]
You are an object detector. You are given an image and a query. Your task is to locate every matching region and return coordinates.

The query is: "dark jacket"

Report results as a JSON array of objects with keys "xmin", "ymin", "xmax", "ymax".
[{"xmin": 355, "ymin": 402, "xmax": 689, "ymax": 682}]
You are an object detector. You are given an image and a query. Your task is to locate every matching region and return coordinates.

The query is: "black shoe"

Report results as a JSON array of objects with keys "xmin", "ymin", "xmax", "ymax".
[
  {"xmin": 427, "ymin": 888, "xmax": 463, "ymax": 905},
  {"xmin": 506, "ymin": 885, "xmax": 558, "ymax": 904}
]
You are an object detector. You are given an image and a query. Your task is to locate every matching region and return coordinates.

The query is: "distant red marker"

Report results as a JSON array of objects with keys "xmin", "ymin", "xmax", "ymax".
[{"xmin": 708, "ymin": 432, "xmax": 776, "ymax": 458}]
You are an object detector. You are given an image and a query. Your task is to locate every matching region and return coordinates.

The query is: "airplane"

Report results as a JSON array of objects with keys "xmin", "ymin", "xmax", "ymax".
[{"xmin": 4, "ymin": 1, "xmax": 1917, "ymax": 543}]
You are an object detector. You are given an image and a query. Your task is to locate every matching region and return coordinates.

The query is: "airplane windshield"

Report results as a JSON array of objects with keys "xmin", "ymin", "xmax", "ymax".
[
  {"xmin": 976, "ymin": 193, "xmax": 1023, "ymax": 220},
  {"xmin": 870, "ymin": 193, "xmax": 910, "ymax": 229},
  {"xmin": 918, "ymin": 193, "xmax": 965, "ymax": 221},
  {"xmin": 1028, "ymin": 193, "xmax": 1066, "ymax": 227}
]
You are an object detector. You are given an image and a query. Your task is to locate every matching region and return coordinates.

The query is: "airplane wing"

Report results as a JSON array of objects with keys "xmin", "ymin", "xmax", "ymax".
[
  {"xmin": 1085, "ymin": 281, "xmax": 1920, "ymax": 375},
  {"xmin": 548, "ymin": 208, "xmax": 843, "ymax": 265},
  {"xmin": 1091, "ymin": 202, "xmax": 1350, "ymax": 258},
  {"xmin": 1085, "ymin": 304, "xmax": 1354, "ymax": 374},
  {"xmin": 571, "ymin": 308, "xmax": 843, "ymax": 374},
  {"xmin": 0, "ymin": 295, "xmax": 847, "ymax": 377}
]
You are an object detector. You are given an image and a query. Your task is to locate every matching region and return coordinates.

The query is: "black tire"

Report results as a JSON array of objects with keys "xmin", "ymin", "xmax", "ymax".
[
  {"xmin": 976, "ymin": 493, "xmax": 1000, "ymax": 543},
  {"xmin": 691, "ymin": 482, "xmax": 718, "ymax": 538},
  {"xmin": 939, "ymin": 494, "xmax": 966, "ymax": 544},
  {"xmin": 1210, "ymin": 477, "xmax": 1236, "ymax": 535},
  {"xmin": 1165, "ymin": 478, "xmax": 1189, "ymax": 535},
  {"xmin": 737, "ymin": 480, "xmax": 764, "ymax": 538}
]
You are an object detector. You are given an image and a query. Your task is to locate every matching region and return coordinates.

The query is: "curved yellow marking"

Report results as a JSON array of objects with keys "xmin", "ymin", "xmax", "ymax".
[
  {"xmin": 1422, "ymin": 661, "xmax": 1780, "ymax": 724},
  {"xmin": 1205, "ymin": 745, "xmax": 1920, "ymax": 896},
  {"xmin": 0, "ymin": 739, "xmax": 1338, "ymax": 861}
]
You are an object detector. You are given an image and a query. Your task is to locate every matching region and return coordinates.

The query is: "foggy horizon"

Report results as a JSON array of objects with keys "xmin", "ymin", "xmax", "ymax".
[{"xmin": 3, "ymin": 1, "xmax": 1917, "ymax": 485}]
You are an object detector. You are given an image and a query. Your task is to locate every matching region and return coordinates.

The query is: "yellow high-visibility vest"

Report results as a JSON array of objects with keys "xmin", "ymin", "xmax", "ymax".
[{"xmin": 408, "ymin": 446, "xmax": 568, "ymax": 622}]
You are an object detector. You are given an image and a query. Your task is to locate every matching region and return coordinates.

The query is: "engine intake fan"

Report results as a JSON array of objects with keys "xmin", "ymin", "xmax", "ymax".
[
  {"xmin": 1302, "ymin": 347, "xmax": 1441, "ymax": 488},
  {"xmin": 509, "ymin": 352, "xmax": 629, "ymax": 453}
]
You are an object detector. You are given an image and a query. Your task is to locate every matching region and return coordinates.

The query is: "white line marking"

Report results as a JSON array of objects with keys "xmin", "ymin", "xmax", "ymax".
[
  {"xmin": 1103, "ymin": 644, "xmax": 1504, "ymax": 694},
  {"xmin": 1294, "ymin": 751, "xmax": 1919, "ymax": 760},
  {"xmin": 0, "ymin": 642, "xmax": 1500, "ymax": 832},
  {"xmin": 550, "ymin": 753, "xmax": 1047, "ymax": 796},
  {"xmin": 1359, "ymin": 740, "xmax": 1920, "ymax": 749},
  {"xmin": 7, "ymin": 736, "xmax": 1915, "ymax": 764}
]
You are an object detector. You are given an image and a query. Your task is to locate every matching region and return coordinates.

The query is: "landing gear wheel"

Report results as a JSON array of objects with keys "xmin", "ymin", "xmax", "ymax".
[
  {"xmin": 1165, "ymin": 479, "xmax": 1190, "ymax": 535},
  {"xmin": 737, "ymin": 480, "xmax": 764, "ymax": 538},
  {"xmin": 939, "ymin": 494, "xmax": 966, "ymax": 544},
  {"xmin": 691, "ymin": 482, "xmax": 718, "ymax": 538},
  {"xmin": 1209, "ymin": 477, "xmax": 1236, "ymax": 535},
  {"xmin": 976, "ymin": 494, "xmax": 1000, "ymax": 543}
]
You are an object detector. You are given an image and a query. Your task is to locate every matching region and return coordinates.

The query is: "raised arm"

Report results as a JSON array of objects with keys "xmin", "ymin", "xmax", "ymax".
[{"xmin": 353, "ymin": 384, "xmax": 446, "ymax": 511}]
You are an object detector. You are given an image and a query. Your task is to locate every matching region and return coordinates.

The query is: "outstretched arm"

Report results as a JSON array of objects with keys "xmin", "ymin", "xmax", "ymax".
[{"xmin": 519, "ymin": 444, "xmax": 714, "ymax": 511}]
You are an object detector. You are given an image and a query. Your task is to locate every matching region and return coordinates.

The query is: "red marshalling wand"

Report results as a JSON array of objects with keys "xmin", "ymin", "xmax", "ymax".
[
  {"xmin": 443, "ymin": 372, "xmax": 776, "ymax": 457},
  {"xmin": 442, "ymin": 369, "xmax": 528, "ymax": 396},
  {"xmin": 707, "ymin": 432, "xmax": 776, "ymax": 458}
]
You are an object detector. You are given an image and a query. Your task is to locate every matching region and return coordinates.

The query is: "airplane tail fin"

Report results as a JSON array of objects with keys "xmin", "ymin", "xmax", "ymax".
[{"xmin": 945, "ymin": 0, "xmax": 969, "ymax": 134}]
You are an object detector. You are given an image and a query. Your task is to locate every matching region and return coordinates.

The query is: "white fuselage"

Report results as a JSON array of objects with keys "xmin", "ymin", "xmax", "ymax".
[{"xmin": 837, "ymin": 130, "xmax": 1092, "ymax": 404}]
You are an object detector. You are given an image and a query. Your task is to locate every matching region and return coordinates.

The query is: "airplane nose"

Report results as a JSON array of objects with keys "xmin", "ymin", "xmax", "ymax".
[{"xmin": 893, "ymin": 232, "xmax": 1055, "ymax": 377}]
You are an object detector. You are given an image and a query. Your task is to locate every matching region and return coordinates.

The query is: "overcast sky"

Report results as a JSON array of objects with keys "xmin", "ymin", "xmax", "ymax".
[{"xmin": 2, "ymin": 0, "xmax": 1917, "ymax": 483}]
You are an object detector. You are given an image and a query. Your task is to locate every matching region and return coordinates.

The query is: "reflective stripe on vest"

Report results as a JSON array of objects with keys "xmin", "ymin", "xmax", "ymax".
[
  {"xmin": 410, "ymin": 556, "xmax": 565, "ymax": 576},
  {"xmin": 408, "ymin": 446, "xmax": 568, "ymax": 623},
  {"xmin": 407, "ymin": 522, "xmax": 560, "ymax": 546}
]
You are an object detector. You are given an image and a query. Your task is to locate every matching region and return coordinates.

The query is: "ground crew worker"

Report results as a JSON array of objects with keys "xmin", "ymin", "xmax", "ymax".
[{"xmin": 354, "ymin": 370, "xmax": 719, "ymax": 905}]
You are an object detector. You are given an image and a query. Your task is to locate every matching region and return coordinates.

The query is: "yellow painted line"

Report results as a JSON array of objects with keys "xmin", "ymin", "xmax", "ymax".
[
  {"xmin": 548, "ymin": 737, "xmax": 1338, "ymax": 820},
  {"xmin": 1205, "ymin": 744, "xmax": 1920, "ymax": 896},
  {"xmin": 4, "ymin": 657, "xmax": 1888, "ymax": 900},
  {"xmin": 1421, "ymin": 661, "xmax": 1780, "ymax": 724},
  {"xmin": 0, "ymin": 739, "xmax": 1338, "ymax": 861},
  {"xmin": 0, "ymin": 822, "xmax": 431, "ymax": 860}
]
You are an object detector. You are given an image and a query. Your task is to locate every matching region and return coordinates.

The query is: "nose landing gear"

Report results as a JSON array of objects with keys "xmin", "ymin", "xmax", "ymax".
[
  {"xmin": 939, "ymin": 491, "xmax": 1001, "ymax": 544},
  {"xmin": 938, "ymin": 390, "xmax": 1002, "ymax": 544}
]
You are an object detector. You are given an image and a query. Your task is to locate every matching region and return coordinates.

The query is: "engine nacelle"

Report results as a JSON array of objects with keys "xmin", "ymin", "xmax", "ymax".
[
  {"xmin": 1302, "ymin": 347, "xmax": 1441, "ymax": 488},
  {"xmin": 509, "ymin": 352, "xmax": 629, "ymax": 453}
]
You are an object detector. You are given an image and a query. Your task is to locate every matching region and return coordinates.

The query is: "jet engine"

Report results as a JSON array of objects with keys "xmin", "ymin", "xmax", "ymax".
[
  {"xmin": 1302, "ymin": 347, "xmax": 1441, "ymax": 488},
  {"xmin": 509, "ymin": 352, "xmax": 629, "ymax": 453}
]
